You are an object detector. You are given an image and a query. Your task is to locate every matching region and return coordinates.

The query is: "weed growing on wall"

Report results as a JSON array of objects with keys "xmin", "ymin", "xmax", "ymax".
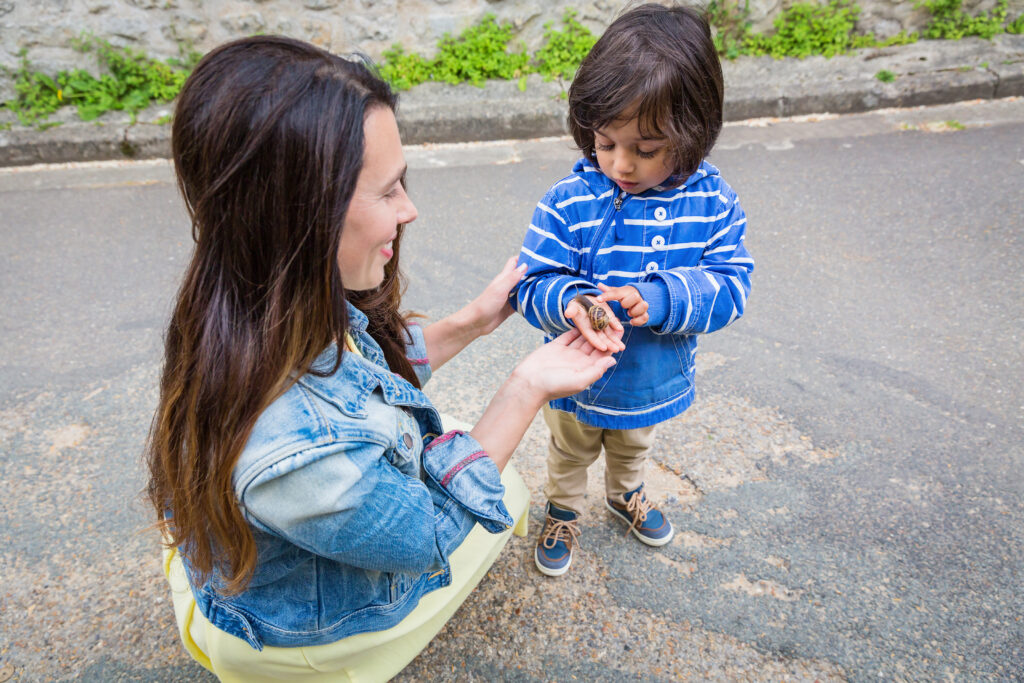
[
  {"xmin": 532, "ymin": 10, "xmax": 598, "ymax": 81},
  {"xmin": 917, "ymin": 0, "xmax": 1010, "ymax": 39},
  {"xmin": 380, "ymin": 10, "xmax": 595, "ymax": 90},
  {"xmin": 708, "ymin": 0, "xmax": 917, "ymax": 60},
  {"xmin": 1, "ymin": 35, "xmax": 195, "ymax": 127},
  {"xmin": 380, "ymin": 14, "xmax": 529, "ymax": 89}
]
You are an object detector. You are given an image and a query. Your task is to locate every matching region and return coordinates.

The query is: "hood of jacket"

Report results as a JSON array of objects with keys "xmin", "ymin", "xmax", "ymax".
[{"xmin": 570, "ymin": 156, "xmax": 721, "ymax": 196}]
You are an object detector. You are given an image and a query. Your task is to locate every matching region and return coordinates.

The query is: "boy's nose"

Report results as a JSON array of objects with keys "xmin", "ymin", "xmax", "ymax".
[{"xmin": 614, "ymin": 153, "xmax": 634, "ymax": 175}]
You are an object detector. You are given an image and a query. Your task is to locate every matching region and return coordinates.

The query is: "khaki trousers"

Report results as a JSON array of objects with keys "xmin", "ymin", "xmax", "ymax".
[{"xmin": 543, "ymin": 405, "xmax": 657, "ymax": 514}]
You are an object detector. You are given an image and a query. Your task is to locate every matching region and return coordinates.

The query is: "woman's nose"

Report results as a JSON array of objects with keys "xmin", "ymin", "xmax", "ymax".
[{"xmin": 399, "ymin": 195, "xmax": 418, "ymax": 225}]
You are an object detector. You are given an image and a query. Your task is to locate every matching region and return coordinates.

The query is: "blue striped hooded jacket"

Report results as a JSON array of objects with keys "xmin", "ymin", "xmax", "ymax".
[{"xmin": 511, "ymin": 157, "xmax": 753, "ymax": 429}]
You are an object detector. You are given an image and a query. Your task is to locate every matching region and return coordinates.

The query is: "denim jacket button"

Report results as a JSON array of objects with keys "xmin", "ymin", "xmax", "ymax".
[{"xmin": 402, "ymin": 433, "xmax": 414, "ymax": 449}]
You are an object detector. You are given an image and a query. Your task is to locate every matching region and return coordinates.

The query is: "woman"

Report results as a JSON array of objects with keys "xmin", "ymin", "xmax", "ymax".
[{"xmin": 147, "ymin": 35, "xmax": 618, "ymax": 681}]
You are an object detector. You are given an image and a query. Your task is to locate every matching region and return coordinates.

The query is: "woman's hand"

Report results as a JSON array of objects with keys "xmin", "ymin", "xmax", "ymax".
[
  {"xmin": 466, "ymin": 256, "xmax": 527, "ymax": 336},
  {"xmin": 511, "ymin": 328, "xmax": 616, "ymax": 403},
  {"xmin": 564, "ymin": 294, "xmax": 625, "ymax": 353}
]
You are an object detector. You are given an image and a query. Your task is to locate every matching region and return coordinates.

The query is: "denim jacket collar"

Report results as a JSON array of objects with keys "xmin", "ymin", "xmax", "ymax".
[{"xmin": 299, "ymin": 303, "xmax": 435, "ymax": 420}]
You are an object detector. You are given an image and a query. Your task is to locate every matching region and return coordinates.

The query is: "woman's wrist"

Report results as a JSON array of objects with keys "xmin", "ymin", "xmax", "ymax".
[{"xmin": 505, "ymin": 366, "xmax": 548, "ymax": 412}]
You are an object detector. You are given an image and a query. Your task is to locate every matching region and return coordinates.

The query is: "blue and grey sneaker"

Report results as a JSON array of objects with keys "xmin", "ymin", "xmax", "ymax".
[
  {"xmin": 534, "ymin": 502, "xmax": 581, "ymax": 577},
  {"xmin": 605, "ymin": 483, "xmax": 674, "ymax": 546}
]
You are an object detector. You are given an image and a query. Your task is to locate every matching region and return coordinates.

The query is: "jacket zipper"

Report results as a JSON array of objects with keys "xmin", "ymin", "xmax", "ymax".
[{"xmin": 583, "ymin": 189, "xmax": 627, "ymax": 279}]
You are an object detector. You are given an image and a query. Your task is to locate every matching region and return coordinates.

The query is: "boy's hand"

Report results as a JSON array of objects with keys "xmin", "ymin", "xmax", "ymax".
[
  {"xmin": 564, "ymin": 294, "xmax": 625, "ymax": 352},
  {"xmin": 595, "ymin": 283, "xmax": 649, "ymax": 326}
]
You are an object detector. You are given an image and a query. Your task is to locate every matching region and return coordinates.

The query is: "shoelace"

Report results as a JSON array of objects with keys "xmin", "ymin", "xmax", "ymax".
[
  {"xmin": 540, "ymin": 514, "xmax": 582, "ymax": 550},
  {"xmin": 621, "ymin": 490, "xmax": 652, "ymax": 537}
]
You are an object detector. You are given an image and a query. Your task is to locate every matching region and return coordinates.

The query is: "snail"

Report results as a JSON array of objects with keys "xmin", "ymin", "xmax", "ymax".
[{"xmin": 571, "ymin": 294, "xmax": 609, "ymax": 332}]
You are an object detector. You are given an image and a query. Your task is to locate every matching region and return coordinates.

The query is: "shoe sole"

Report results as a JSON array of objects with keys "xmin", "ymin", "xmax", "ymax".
[
  {"xmin": 604, "ymin": 499, "xmax": 675, "ymax": 547},
  {"xmin": 534, "ymin": 551, "xmax": 572, "ymax": 577}
]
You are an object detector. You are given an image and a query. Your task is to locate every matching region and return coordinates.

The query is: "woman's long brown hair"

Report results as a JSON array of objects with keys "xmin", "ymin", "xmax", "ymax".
[{"xmin": 147, "ymin": 36, "xmax": 419, "ymax": 594}]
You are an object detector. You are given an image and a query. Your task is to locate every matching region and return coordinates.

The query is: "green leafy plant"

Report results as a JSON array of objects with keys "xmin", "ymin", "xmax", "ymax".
[
  {"xmin": 1, "ymin": 35, "xmax": 191, "ymax": 127},
  {"xmin": 430, "ymin": 15, "xmax": 529, "ymax": 85},
  {"xmin": 875, "ymin": 69, "xmax": 896, "ymax": 81},
  {"xmin": 917, "ymin": 0, "xmax": 1008, "ymax": 39},
  {"xmin": 1005, "ymin": 11, "xmax": 1024, "ymax": 33},
  {"xmin": 706, "ymin": 0, "xmax": 755, "ymax": 59},
  {"xmin": 380, "ymin": 14, "xmax": 529, "ymax": 89},
  {"xmin": 377, "ymin": 45, "xmax": 433, "ymax": 91},
  {"xmin": 532, "ymin": 9, "xmax": 597, "ymax": 81},
  {"xmin": 708, "ymin": 0, "xmax": 916, "ymax": 60},
  {"xmin": 746, "ymin": 1, "xmax": 875, "ymax": 57}
]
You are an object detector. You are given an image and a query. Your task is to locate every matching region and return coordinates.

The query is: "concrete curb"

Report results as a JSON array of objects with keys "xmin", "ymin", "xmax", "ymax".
[{"xmin": 1, "ymin": 35, "xmax": 1022, "ymax": 167}]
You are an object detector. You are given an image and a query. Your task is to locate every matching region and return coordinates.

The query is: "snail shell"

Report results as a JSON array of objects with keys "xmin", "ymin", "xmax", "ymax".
[{"xmin": 572, "ymin": 294, "xmax": 609, "ymax": 331}]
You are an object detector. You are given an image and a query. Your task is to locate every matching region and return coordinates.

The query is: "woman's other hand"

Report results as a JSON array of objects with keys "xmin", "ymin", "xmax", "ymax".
[
  {"xmin": 467, "ymin": 256, "xmax": 527, "ymax": 336},
  {"xmin": 421, "ymin": 257, "xmax": 526, "ymax": 371}
]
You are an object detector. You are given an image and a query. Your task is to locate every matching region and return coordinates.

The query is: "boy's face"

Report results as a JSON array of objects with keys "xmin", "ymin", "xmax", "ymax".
[{"xmin": 593, "ymin": 116, "xmax": 674, "ymax": 195}]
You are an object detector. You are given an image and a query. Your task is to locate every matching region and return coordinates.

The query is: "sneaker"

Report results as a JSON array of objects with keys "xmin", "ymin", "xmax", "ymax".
[
  {"xmin": 605, "ymin": 483, "xmax": 674, "ymax": 546},
  {"xmin": 534, "ymin": 502, "xmax": 581, "ymax": 577}
]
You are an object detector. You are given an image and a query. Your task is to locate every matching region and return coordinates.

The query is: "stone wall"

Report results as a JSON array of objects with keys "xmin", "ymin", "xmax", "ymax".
[{"xmin": 2, "ymin": 0, "xmax": 1023, "ymax": 102}]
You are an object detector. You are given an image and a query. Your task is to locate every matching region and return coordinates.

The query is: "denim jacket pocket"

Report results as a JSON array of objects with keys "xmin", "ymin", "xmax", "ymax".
[{"xmin": 384, "ymin": 408, "xmax": 422, "ymax": 477}]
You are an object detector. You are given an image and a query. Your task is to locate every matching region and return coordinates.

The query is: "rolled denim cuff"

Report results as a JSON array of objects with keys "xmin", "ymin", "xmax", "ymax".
[
  {"xmin": 421, "ymin": 430, "xmax": 513, "ymax": 533},
  {"xmin": 403, "ymin": 322, "xmax": 432, "ymax": 386}
]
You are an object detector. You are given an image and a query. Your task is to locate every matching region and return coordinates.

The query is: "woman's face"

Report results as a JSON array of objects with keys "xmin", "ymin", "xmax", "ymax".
[{"xmin": 338, "ymin": 107, "xmax": 418, "ymax": 292}]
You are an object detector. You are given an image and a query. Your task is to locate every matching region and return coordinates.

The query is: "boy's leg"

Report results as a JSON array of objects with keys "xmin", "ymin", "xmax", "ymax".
[
  {"xmin": 603, "ymin": 425, "xmax": 674, "ymax": 546},
  {"xmin": 537, "ymin": 406, "xmax": 603, "ymax": 576},
  {"xmin": 542, "ymin": 405, "xmax": 603, "ymax": 513},
  {"xmin": 602, "ymin": 424, "xmax": 657, "ymax": 504}
]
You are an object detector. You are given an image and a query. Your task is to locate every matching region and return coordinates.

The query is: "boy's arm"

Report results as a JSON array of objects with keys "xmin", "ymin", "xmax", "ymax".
[
  {"xmin": 511, "ymin": 192, "xmax": 600, "ymax": 336},
  {"xmin": 634, "ymin": 195, "xmax": 753, "ymax": 336}
]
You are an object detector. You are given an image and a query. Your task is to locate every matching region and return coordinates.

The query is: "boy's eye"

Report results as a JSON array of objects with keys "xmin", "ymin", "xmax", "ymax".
[
  {"xmin": 596, "ymin": 143, "xmax": 614, "ymax": 152},
  {"xmin": 637, "ymin": 148, "xmax": 659, "ymax": 159}
]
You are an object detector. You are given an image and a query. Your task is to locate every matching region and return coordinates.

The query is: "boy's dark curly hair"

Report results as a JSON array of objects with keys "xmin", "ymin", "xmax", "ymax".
[{"xmin": 569, "ymin": 3, "xmax": 724, "ymax": 181}]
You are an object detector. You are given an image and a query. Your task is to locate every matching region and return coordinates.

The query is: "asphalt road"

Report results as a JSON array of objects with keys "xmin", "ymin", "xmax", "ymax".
[{"xmin": 1, "ymin": 98, "xmax": 1022, "ymax": 681}]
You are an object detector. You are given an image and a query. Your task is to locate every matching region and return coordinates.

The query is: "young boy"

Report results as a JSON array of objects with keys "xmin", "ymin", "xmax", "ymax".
[{"xmin": 511, "ymin": 3, "xmax": 754, "ymax": 576}]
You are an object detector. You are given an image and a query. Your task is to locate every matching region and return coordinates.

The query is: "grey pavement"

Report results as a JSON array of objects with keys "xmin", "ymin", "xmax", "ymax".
[
  {"xmin": 1, "ymin": 97, "xmax": 1022, "ymax": 681},
  {"xmin": 1, "ymin": 34, "xmax": 1024, "ymax": 166}
]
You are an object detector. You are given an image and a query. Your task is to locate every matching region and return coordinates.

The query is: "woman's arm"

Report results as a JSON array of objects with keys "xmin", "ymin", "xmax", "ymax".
[{"xmin": 421, "ymin": 257, "xmax": 526, "ymax": 371}]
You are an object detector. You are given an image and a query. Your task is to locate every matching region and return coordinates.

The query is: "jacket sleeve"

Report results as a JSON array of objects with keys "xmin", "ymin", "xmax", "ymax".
[
  {"xmin": 639, "ymin": 194, "xmax": 753, "ymax": 335},
  {"xmin": 403, "ymin": 321, "xmax": 432, "ymax": 386},
  {"xmin": 511, "ymin": 189, "xmax": 599, "ymax": 336},
  {"xmin": 239, "ymin": 428, "xmax": 511, "ymax": 576}
]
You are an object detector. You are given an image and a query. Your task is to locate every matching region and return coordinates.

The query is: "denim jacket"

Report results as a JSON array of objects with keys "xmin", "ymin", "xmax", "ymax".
[
  {"xmin": 512, "ymin": 158, "xmax": 753, "ymax": 429},
  {"xmin": 182, "ymin": 303, "xmax": 513, "ymax": 650}
]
